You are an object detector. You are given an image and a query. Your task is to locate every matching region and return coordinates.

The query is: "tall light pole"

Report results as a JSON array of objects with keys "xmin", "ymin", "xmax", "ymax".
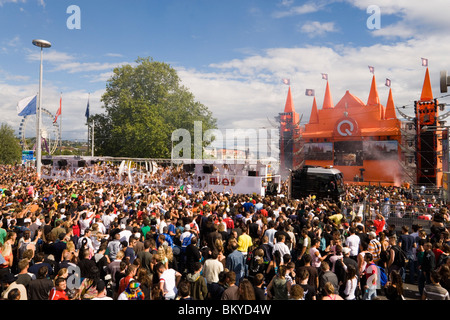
[
  {"xmin": 32, "ymin": 39, "xmax": 51, "ymax": 179},
  {"xmin": 91, "ymin": 121, "xmax": 95, "ymax": 157}
]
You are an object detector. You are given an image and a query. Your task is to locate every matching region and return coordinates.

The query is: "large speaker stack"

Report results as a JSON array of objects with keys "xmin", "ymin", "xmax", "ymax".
[{"xmin": 415, "ymin": 98, "xmax": 439, "ymax": 185}]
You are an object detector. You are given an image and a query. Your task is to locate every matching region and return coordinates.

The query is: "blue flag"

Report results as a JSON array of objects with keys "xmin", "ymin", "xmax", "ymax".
[
  {"xmin": 17, "ymin": 95, "xmax": 37, "ymax": 117},
  {"xmin": 85, "ymin": 99, "xmax": 90, "ymax": 120}
]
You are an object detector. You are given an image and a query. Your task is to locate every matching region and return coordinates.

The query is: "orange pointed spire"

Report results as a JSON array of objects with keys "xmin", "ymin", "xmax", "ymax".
[
  {"xmin": 420, "ymin": 68, "xmax": 433, "ymax": 101},
  {"xmin": 322, "ymin": 81, "xmax": 334, "ymax": 109},
  {"xmin": 284, "ymin": 86, "xmax": 295, "ymax": 113},
  {"xmin": 367, "ymin": 75, "xmax": 380, "ymax": 106},
  {"xmin": 384, "ymin": 88, "xmax": 397, "ymax": 119},
  {"xmin": 309, "ymin": 97, "xmax": 319, "ymax": 124}
]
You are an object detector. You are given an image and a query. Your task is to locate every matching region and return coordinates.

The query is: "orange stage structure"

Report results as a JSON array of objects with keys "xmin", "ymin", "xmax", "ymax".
[{"xmin": 278, "ymin": 68, "xmax": 446, "ymax": 186}]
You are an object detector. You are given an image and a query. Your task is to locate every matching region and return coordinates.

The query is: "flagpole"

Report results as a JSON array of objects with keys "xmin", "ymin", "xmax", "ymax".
[
  {"xmin": 91, "ymin": 121, "xmax": 94, "ymax": 157},
  {"xmin": 58, "ymin": 92, "xmax": 61, "ymax": 155},
  {"xmin": 87, "ymin": 93, "xmax": 90, "ymax": 157},
  {"xmin": 32, "ymin": 39, "xmax": 52, "ymax": 179}
]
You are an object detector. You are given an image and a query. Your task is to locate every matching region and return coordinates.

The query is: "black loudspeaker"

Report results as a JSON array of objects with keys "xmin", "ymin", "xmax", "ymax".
[
  {"xmin": 203, "ymin": 165, "xmax": 213, "ymax": 174},
  {"xmin": 266, "ymin": 182, "xmax": 278, "ymax": 196},
  {"xmin": 78, "ymin": 160, "xmax": 87, "ymax": 167},
  {"xmin": 57, "ymin": 159, "xmax": 68, "ymax": 168},
  {"xmin": 248, "ymin": 171, "xmax": 257, "ymax": 176},
  {"xmin": 291, "ymin": 186, "xmax": 302, "ymax": 199},
  {"xmin": 183, "ymin": 164, "xmax": 195, "ymax": 172},
  {"xmin": 41, "ymin": 159, "xmax": 53, "ymax": 166}
]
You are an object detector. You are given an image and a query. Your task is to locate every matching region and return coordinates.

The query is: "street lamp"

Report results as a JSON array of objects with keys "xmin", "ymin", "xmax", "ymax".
[{"xmin": 32, "ymin": 39, "xmax": 51, "ymax": 179}]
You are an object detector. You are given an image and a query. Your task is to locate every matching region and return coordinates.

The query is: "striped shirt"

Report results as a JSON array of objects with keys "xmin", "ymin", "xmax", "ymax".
[
  {"xmin": 368, "ymin": 239, "xmax": 382, "ymax": 262},
  {"xmin": 423, "ymin": 284, "xmax": 449, "ymax": 300}
]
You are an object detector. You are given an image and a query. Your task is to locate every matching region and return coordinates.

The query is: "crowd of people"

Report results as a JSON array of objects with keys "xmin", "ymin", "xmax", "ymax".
[{"xmin": 0, "ymin": 162, "xmax": 449, "ymax": 301}]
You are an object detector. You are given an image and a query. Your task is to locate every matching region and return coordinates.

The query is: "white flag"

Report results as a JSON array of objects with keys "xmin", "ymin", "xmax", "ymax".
[{"xmin": 17, "ymin": 95, "xmax": 37, "ymax": 117}]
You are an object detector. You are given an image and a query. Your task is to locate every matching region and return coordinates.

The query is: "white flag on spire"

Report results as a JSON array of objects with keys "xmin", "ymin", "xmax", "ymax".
[
  {"xmin": 282, "ymin": 78, "xmax": 290, "ymax": 85},
  {"xmin": 385, "ymin": 78, "xmax": 391, "ymax": 87},
  {"xmin": 321, "ymin": 73, "xmax": 328, "ymax": 81},
  {"xmin": 421, "ymin": 58, "xmax": 428, "ymax": 67}
]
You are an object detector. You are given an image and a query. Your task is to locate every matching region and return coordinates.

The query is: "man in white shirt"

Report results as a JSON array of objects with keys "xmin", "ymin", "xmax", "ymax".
[
  {"xmin": 79, "ymin": 211, "xmax": 94, "ymax": 236},
  {"xmin": 77, "ymin": 228, "xmax": 95, "ymax": 252},
  {"xmin": 203, "ymin": 251, "xmax": 224, "ymax": 284},
  {"xmin": 157, "ymin": 262, "xmax": 181, "ymax": 300},
  {"xmin": 118, "ymin": 224, "xmax": 132, "ymax": 243},
  {"xmin": 102, "ymin": 210, "xmax": 115, "ymax": 232},
  {"xmin": 345, "ymin": 227, "xmax": 361, "ymax": 260},
  {"xmin": 272, "ymin": 234, "xmax": 291, "ymax": 263}
]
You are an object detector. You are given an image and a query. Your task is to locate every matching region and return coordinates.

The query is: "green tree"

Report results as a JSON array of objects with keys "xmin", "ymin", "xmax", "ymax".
[
  {"xmin": 93, "ymin": 57, "xmax": 217, "ymax": 158},
  {"xmin": 0, "ymin": 123, "xmax": 22, "ymax": 164}
]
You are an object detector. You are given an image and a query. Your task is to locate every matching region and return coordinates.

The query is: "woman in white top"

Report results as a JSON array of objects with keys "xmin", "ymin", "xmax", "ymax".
[
  {"xmin": 357, "ymin": 241, "xmax": 370, "ymax": 275},
  {"xmin": 343, "ymin": 264, "xmax": 358, "ymax": 300}
]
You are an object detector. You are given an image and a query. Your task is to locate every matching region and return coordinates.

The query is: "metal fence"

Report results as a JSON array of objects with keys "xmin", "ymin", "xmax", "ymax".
[{"xmin": 340, "ymin": 200, "xmax": 447, "ymax": 232}]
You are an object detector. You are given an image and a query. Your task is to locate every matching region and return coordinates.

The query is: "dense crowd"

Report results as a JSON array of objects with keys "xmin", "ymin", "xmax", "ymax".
[{"xmin": 0, "ymin": 163, "xmax": 449, "ymax": 301}]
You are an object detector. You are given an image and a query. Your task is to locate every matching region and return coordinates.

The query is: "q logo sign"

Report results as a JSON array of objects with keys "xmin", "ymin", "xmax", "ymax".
[
  {"xmin": 337, "ymin": 120, "xmax": 355, "ymax": 136},
  {"xmin": 334, "ymin": 117, "xmax": 359, "ymax": 137}
]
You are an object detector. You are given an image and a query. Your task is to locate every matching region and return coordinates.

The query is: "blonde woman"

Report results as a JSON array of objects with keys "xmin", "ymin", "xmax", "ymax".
[
  {"xmin": 55, "ymin": 267, "xmax": 68, "ymax": 281},
  {"xmin": 321, "ymin": 282, "xmax": 344, "ymax": 300},
  {"xmin": 163, "ymin": 245, "xmax": 178, "ymax": 270},
  {"xmin": 215, "ymin": 239, "xmax": 226, "ymax": 268},
  {"xmin": 156, "ymin": 246, "xmax": 169, "ymax": 269},
  {"xmin": 61, "ymin": 240, "xmax": 78, "ymax": 264}
]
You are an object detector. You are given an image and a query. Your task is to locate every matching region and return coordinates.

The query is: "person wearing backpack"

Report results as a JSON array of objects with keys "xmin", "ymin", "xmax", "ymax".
[
  {"xmin": 362, "ymin": 253, "xmax": 378, "ymax": 300},
  {"xmin": 387, "ymin": 235, "xmax": 407, "ymax": 280},
  {"xmin": 179, "ymin": 224, "xmax": 194, "ymax": 272}
]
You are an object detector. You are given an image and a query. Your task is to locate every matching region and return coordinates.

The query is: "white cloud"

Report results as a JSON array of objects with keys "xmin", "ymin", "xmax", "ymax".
[
  {"xmin": 345, "ymin": 0, "xmax": 450, "ymax": 39},
  {"xmin": 25, "ymin": 49, "xmax": 135, "ymax": 74},
  {"xmin": 0, "ymin": 0, "xmax": 25, "ymax": 6},
  {"xmin": 0, "ymin": 0, "xmax": 44, "ymax": 6},
  {"xmin": 104, "ymin": 53, "xmax": 124, "ymax": 58},
  {"xmin": 279, "ymin": 0, "xmax": 294, "ymax": 7},
  {"xmin": 52, "ymin": 61, "xmax": 133, "ymax": 74},
  {"xmin": 26, "ymin": 50, "xmax": 74, "ymax": 63},
  {"xmin": 7, "ymin": 35, "xmax": 21, "ymax": 47},
  {"xmin": 0, "ymin": 69, "xmax": 30, "ymax": 82},
  {"xmin": 299, "ymin": 21, "xmax": 338, "ymax": 37},
  {"xmin": 272, "ymin": 2, "xmax": 324, "ymax": 18}
]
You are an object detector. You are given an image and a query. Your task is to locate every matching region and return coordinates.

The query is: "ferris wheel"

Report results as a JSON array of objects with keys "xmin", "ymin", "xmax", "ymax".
[{"xmin": 18, "ymin": 107, "xmax": 60, "ymax": 155}]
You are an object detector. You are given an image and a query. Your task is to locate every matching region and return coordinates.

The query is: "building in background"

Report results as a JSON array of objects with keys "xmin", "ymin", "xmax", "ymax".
[{"xmin": 278, "ymin": 68, "xmax": 447, "ymax": 186}]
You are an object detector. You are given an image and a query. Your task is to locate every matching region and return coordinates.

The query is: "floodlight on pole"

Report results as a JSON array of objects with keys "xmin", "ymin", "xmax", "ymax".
[{"xmin": 32, "ymin": 39, "xmax": 52, "ymax": 179}]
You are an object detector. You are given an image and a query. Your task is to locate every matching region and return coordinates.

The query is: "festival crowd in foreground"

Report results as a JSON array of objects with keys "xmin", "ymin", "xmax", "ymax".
[{"xmin": 0, "ymin": 163, "xmax": 449, "ymax": 301}]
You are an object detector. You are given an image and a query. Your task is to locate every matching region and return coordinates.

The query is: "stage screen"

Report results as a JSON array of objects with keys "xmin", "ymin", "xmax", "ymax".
[
  {"xmin": 334, "ymin": 141, "xmax": 363, "ymax": 166},
  {"xmin": 363, "ymin": 140, "xmax": 398, "ymax": 160},
  {"xmin": 304, "ymin": 142, "xmax": 333, "ymax": 160}
]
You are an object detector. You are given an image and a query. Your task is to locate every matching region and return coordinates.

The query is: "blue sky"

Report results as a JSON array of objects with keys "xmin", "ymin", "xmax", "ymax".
[{"xmin": 1, "ymin": 0, "xmax": 450, "ymax": 150}]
